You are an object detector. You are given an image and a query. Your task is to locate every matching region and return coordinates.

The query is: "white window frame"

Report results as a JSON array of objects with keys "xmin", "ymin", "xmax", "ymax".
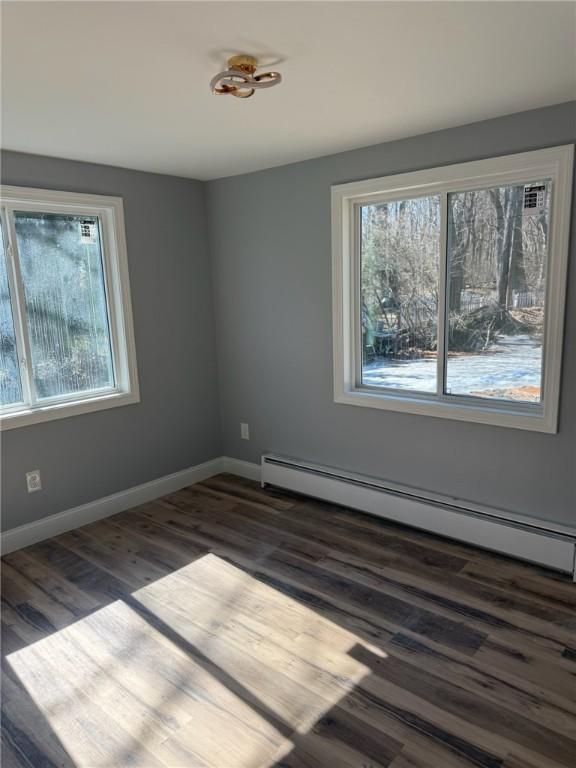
[
  {"xmin": 0, "ymin": 186, "xmax": 139, "ymax": 429},
  {"xmin": 332, "ymin": 145, "xmax": 574, "ymax": 433}
]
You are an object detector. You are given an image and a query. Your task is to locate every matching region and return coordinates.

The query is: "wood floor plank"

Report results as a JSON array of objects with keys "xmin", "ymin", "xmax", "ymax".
[
  {"xmin": 2, "ymin": 473, "xmax": 575, "ymax": 768},
  {"xmin": 271, "ymin": 729, "xmax": 386, "ymax": 768},
  {"xmin": 227, "ymin": 492, "xmax": 576, "ymax": 637},
  {"xmin": 292, "ymin": 493, "xmax": 576, "ymax": 610},
  {"xmin": 0, "ymin": 740, "xmax": 28, "ymax": 768},
  {"xmin": 140, "ymin": 498, "xmax": 278, "ymax": 562},
  {"xmin": 474, "ymin": 635, "xmax": 576, "ymax": 702},
  {"xmin": 386, "ymin": 632, "xmax": 576, "ymax": 737},
  {"xmin": 388, "ymin": 741, "xmax": 476, "ymax": 768},
  {"xmin": 55, "ymin": 530, "xmax": 163, "ymax": 589},
  {"xmin": 248, "ymin": 547, "xmax": 487, "ymax": 655},
  {"xmin": 2, "ymin": 669, "xmax": 86, "ymax": 767},
  {"xmin": 1, "ymin": 561, "xmax": 77, "ymax": 632},
  {"xmin": 350, "ymin": 642, "xmax": 576, "ymax": 765},
  {"xmin": 201, "ymin": 473, "xmax": 297, "ymax": 511},
  {"xmin": 2, "ymin": 549, "xmax": 101, "ymax": 617},
  {"xmin": 460, "ymin": 560, "xmax": 576, "ymax": 612},
  {"xmin": 193, "ymin": 485, "xmax": 469, "ymax": 574},
  {"xmin": 315, "ymin": 545, "xmax": 576, "ymax": 659},
  {"xmin": 317, "ymin": 532, "xmax": 576, "ymax": 634}
]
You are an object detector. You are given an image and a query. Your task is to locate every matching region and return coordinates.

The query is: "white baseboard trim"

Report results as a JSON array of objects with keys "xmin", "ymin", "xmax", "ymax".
[
  {"xmin": 222, "ymin": 456, "xmax": 261, "ymax": 482},
  {"xmin": 1, "ymin": 457, "xmax": 224, "ymax": 555},
  {"xmin": 4, "ymin": 450, "xmax": 573, "ymax": 577}
]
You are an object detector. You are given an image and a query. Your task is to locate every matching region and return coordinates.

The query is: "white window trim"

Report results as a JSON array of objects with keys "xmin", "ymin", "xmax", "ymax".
[
  {"xmin": 331, "ymin": 145, "xmax": 574, "ymax": 433},
  {"xmin": 0, "ymin": 186, "xmax": 140, "ymax": 430}
]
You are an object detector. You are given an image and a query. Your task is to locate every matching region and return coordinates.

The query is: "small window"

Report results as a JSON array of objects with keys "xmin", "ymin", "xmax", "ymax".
[
  {"xmin": 0, "ymin": 187, "xmax": 139, "ymax": 429},
  {"xmin": 332, "ymin": 146, "xmax": 573, "ymax": 432}
]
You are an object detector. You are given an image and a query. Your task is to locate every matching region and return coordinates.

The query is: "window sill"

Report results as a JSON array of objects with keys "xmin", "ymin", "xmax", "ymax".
[
  {"xmin": 334, "ymin": 387, "xmax": 557, "ymax": 433},
  {"xmin": 0, "ymin": 390, "xmax": 140, "ymax": 430}
]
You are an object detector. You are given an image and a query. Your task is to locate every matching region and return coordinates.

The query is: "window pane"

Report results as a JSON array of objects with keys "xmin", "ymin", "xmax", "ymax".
[
  {"xmin": 446, "ymin": 182, "xmax": 549, "ymax": 402},
  {"xmin": 360, "ymin": 196, "xmax": 440, "ymax": 393},
  {"xmin": 14, "ymin": 211, "xmax": 114, "ymax": 400},
  {"xmin": 0, "ymin": 221, "xmax": 23, "ymax": 406}
]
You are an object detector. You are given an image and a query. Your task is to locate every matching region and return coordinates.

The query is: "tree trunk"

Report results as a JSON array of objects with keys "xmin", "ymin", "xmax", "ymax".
[
  {"xmin": 449, "ymin": 213, "xmax": 464, "ymax": 311},
  {"xmin": 506, "ymin": 186, "xmax": 526, "ymax": 306},
  {"xmin": 491, "ymin": 188, "xmax": 512, "ymax": 311},
  {"xmin": 448, "ymin": 193, "xmax": 473, "ymax": 311}
]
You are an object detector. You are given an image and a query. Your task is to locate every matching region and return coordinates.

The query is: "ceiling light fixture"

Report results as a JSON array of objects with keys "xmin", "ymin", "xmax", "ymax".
[{"xmin": 210, "ymin": 55, "xmax": 282, "ymax": 99}]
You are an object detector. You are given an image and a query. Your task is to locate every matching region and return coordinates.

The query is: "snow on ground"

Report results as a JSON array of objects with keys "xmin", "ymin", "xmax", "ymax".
[{"xmin": 362, "ymin": 334, "xmax": 542, "ymax": 401}]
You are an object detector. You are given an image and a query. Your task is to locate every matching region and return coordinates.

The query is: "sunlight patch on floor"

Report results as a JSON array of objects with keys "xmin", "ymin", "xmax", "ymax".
[{"xmin": 7, "ymin": 553, "xmax": 379, "ymax": 767}]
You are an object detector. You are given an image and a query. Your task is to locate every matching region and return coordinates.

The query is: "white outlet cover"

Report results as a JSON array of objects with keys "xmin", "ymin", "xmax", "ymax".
[
  {"xmin": 26, "ymin": 470, "xmax": 42, "ymax": 492},
  {"xmin": 240, "ymin": 423, "xmax": 250, "ymax": 440}
]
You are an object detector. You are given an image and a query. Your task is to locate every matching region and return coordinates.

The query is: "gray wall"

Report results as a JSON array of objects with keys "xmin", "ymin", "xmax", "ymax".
[
  {"xmin": 207, "ymin": 101, "xmax": 576, "ymax": 528},
  {"xmin": 1, "ymin": 151, "xmax": 221, "ymax": 530},
  {"xmin": 3, "ymin": 102, "xmax": 574, "ymax": 533}
]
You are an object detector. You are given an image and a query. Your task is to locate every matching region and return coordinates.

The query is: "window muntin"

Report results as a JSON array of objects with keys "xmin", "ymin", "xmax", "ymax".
[
  {"xmin": 0, "ymin": 187, "xmax": 139, "ymax": 428},
  {"xmin": 332, "ymin": 146, "xmax": 573, "ymax": 432}
]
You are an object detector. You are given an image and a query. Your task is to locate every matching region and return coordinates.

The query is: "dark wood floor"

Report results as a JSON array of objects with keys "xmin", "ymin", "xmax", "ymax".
[{"xmin": 1, "ymin": 474, "xmax": 575, "ymax": 768}]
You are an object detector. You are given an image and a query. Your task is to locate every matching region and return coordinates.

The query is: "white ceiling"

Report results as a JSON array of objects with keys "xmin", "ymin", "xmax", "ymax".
[{"xmin": 2, "ymin": 1, "xmax": 575, "ymax": 180}]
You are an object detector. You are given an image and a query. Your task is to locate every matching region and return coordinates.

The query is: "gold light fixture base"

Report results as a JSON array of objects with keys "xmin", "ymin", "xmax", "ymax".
[{"xmin": 227, "ymin": 55, "xmax": 258, "ymax": 75}]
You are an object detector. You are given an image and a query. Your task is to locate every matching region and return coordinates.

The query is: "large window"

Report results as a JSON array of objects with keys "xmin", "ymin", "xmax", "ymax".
[
  {"xmin": 332, "ymin": 146, "xmax": 573, "ymax": 432},
  {"xmin": 0, "ymin": 187, "xmax": 139, "ymax": 429}
]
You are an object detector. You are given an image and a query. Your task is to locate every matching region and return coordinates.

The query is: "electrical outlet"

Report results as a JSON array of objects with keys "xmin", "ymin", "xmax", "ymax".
[
  {"xmin": 26, "ymin": 470, "xmax": 42, "ymax": 493},
  {"xmin": 240, "ymin": 422, "xmax": 250, "ymax": 440}
]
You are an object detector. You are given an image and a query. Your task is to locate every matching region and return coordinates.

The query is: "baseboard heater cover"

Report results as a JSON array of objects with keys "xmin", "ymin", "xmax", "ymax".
[{"xmin": 261, "ymin": 454, "xmax": 576, "ymax": 577}]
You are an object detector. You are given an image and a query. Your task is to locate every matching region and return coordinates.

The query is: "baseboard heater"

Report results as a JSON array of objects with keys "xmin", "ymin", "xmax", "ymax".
[{"xmin": 261, "ymin": 454, "xmax": 576, "ymax": 577}]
